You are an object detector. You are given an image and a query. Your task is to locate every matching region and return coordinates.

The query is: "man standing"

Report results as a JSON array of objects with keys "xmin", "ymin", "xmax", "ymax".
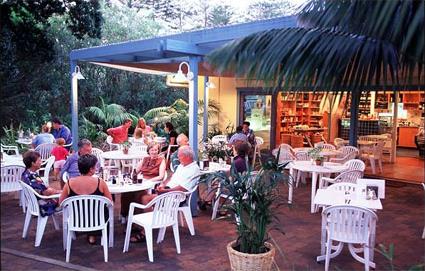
[
  {"xmin": 51, "ymin": 117, "xmax": 72, "ymax": 146},
  {"xmin": 60, "ymin": 139, "xmax": 94, "ymax": 184},
  {"xmin": 107, "ymin": 118, "xmax": 132, "ymax": 144},
  {"xmin": 227, "ymin": 125, "xmax": 248, "ymax": 146}
]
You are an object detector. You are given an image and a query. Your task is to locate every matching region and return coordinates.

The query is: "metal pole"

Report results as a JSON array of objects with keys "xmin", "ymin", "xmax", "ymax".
[
  {"xmin": 349, "ymin": 91, "xmax": 360, "ymax": 146},
  {"xmin": 70, "ymin": 60, "xmax": 78, "ymax": 151},
  {"xmin": 203, "ymin": 76, "xmax": 209, "ymax": 142},
  {"xmin": 391, "ymin": 91, "xmax": 398, "ymax": 163},
  {"xmin": 188, "ymin": 57, "xmax": 199, "ymax": 160}
]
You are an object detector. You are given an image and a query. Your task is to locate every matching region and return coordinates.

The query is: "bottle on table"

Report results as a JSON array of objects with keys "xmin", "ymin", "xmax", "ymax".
[{"xmin": 132, "ymin": 169, "xmax": 138, "ymax": 184}]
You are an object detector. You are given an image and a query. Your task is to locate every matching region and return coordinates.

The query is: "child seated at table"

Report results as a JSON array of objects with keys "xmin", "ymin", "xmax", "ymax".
[{"xmin": 51, "ymin": 138, "xmax": 69, "ymax": 182}]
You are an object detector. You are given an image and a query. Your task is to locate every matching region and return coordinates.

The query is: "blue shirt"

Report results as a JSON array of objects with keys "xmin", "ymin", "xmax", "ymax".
[
  {"xmin": 52, "ymin": 125, "xmax": 72, "ymax": 145},
  {"xmin": 32, "ymin": 133, "xmax": 55, "ymax": 147},
  {"xmin": 61, "ymin": 152, "xmax": 100, "ymax": 178}
]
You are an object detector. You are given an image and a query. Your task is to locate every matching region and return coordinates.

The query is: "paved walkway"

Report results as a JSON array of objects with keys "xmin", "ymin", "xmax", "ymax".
[{"xmin": 1, "ymin": 180, "xmax": 424, "ymax": 270}]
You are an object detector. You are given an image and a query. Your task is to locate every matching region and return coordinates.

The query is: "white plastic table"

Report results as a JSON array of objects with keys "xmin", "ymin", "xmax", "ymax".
[
  {"xmin": 313, "ymin": 188, "xmax": 383, "ymax": 210},
  {"xmin": 288, "ymin": 161, "xmax": 348, "ymax": 213},
  {"xmin": 107, "ymin": 179, "xmax": 158, "ymax": 194},
  {"xmin": 101, "ymin": 150, "xmax": 148, "ymax": 171},
  {"xmin": 200, "ymin": 162, "xmax": 231, "ymax": 174}
]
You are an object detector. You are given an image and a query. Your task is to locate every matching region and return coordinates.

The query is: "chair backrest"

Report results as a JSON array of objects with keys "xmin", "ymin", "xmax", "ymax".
[
  {"xmin": 278, "ymin": 143, "xmax": 294, "ymax": 154},
  {"xmin": 38, "ymin": 156, "xmax": 55, "ymax": 186},
  {"xmin": 129, "ymin": 144, "xmax": 147, "ymax": 154},
  {"xmin": 335, "ymin": 169, "xmax": 364, "ymax": 183},
  {"xmin": 1, "ymin": 144, "xmax": 19, "ymax": 156},
  {"xmin": 333, "ymin": 138, "xmax": 345, "ymax": 149},
  {"xmin": 321, "ymin": 143, "xmax": 336, "ymax": 151},
  {"xmin": 340, "ymin": 146, "xmax": 359, "ymax": 157},
  {"xmin": 35, "ymin": 143, "xmax": 56, "ymax": 161},
  {"xmin": 273, "ymin": 148, "xmax": 295, "ymax": 164},
  {"xmin": 211, "ymin": 135, "xmax": 227, "ymax": 144},
  {"xmin": 19, "ymin": 181, "xmax": 41, "ymax": 216},
  {"xmin": 327, "ymin": 182, "xmax": 357, "ymax": 193},
  {"xmin": 106, "ymin": 136, "xmax": 121, "ymax": 150},
  {"xmin": 295, "ymin": 151, "xmax": 309, "ymax": 161},
  {"xmin": 91, "ymin": 148, "xmax": 105, "ymax": 168},
  {"xmin": 60, "ymin": 195, "xmax": 113, "ymax": 232},
  {"xmin": 255, "ymin": 136, "xmax": 264, "ymax": 146},
  {"xmin": 359, "ymin": 135, "xmax": 380, "ymax": 142},
  {"xmin": 322, "ymin": 205, "xmax": 377, "ymax": 244},
  {"xmin": 150, "ymin": 191, "xmax": 186, "ymax": 227},
  {"xmin": 1, "ymin": 165, "xmax": 26, "ymax": 192},
  {"xmin": 344, "ymin": 159, "xmax": 365, "ymax": 172}
]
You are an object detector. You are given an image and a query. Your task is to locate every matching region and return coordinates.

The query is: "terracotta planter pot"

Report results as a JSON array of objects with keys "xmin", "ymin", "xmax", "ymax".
[
  {"xmin": 227, "ymin": 240, "xmax": 275, "ymax": 271},
  {"xmin": 123, "ymin": 148, "xmax": 129, "ymax": 154},
  {"xmin": 315, "ymin": 159, "xmax": 323, "ymax": 166}
]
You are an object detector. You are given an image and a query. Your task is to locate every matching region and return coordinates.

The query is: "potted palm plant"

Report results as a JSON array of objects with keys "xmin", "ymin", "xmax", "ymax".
[
  {"xmin": 308, "ymin": 147, "xmax": 324, "ymax": 166},
  {"xmin": 203, "ymin": 150, "xmax": 290, "ymax": 271}
]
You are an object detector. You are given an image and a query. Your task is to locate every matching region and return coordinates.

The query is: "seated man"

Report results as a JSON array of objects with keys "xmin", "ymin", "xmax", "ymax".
[
  {"xmin": 227, "ymin": 125, "xmax": 248, "ymax": 146},
  {"xmin": 131, "ymin": 146, "xmax": 199, "ymax": 243},
  {"xmin": 60, "ymin": 139, "xmax": 95, "ymax": 186},
  {"xmin": 51, "ymin": 117, "xmax": 73, "ymax": 147},
  {"xmin": 107, "ymin": 118, "xmax": 132, "ymax": 144},
  {"xmin": 170, "ymin": 133, "xmax": 189, "ymax": 172}
]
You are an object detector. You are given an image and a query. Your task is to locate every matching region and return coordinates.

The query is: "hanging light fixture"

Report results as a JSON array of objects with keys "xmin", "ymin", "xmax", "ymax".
[
  {"xmin": 72, "ymin": 65, "xmax": 85, "ymax": 80},
  {"xmin": 166, "ymin": 61, "xmax": 195, "ymax": 88}
]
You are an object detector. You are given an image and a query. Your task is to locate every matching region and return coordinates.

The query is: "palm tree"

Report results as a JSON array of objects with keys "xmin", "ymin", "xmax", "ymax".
[
  {"xmin": 84, "ymin": 97, "xmax": 139, "ymax": 131},
  {"xmin": 143, "ymin": 98, "xmax": 221, "ymax": 135},
  {"xmin": 208, "ymin": 0, "xmax": 424, "ymax": 91},
  {"xmin": 208, "ymin": 0, "xmax": 424, "ymax": 145}
]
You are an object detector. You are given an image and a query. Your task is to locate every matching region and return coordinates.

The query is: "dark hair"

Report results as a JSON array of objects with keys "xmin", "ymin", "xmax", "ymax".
[
  {"xmin": 235, "ymin": 142, "xmax": 251, "ymax": 157},
  {"xmin": 123, "ymin": 118, "xmax": 132, "ymax": 125},
  {"xmin": 165, "ymin": 122, "xmax": 174, "ymax": 131},
  {"xmin": 242, "ymin": 121, "xmax": 250, "ymax": 126},
  {"xmin": 52, "ymin": 117, "xmax": 62, "ymax": 125},
  {"xmin": 77, "ymin": 139, "xmax": 92, "ymax": 149},
  {"xmin": 236, "ymin": 125, "xmax": 243, "ymax": 133},
  {"xmin": 78, "ymin": 154, "xmax": 98, "ymax": 175},
  {"xmin": 23, "ymin": 151, "xmax": 41, "ymax": 168}
]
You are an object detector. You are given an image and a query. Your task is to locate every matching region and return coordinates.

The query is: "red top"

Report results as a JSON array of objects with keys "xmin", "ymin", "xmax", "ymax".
[
  {"xmin": 108, "ymin": 125, "xmax": 129, "ymax": 143},
  {"xmin": 51, "ymin": 146, "xmax": 69, "ymax": 161}
]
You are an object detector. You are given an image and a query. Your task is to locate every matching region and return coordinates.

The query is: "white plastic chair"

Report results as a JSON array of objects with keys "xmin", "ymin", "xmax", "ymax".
[
  {"xmin": 344, "ymin": 159, "xmax": 366, "ymax": 172},
  {"xmin": 34, "ymin": 143, "xmax": 56, "ymax": 161},
  {"xmin": 211, "ymin": 135, "xmax": 228, "ymax": 144},
  {"xmin": 276, "ymin": 143, "xmax": 295, "ymax": 155},
  {"xmin": 294, "ymin": 151, "xmax": 309, "ymax": 187},
  {"xmin": 315, "ymin": 143, "xmax": 336, "ymax": 151},
  {"xmin": 106, "ymin": 135, "xmax": 121, "ymax": 151},
  {"xmin": 19, "ymin": 181, "xmax": 60, "ymax": 247},
  {"xmin": 381, "ymin": 133, "xmax": 393, "ymax": 161},
  {"xmin": 177, "ymin": 183, "xmax": 199, "ymax": 236},
  {"xmin": 92, "ymin": 147, "xmax": 119, "ymax": 177},
  {"xmin": 61, "ymin": 195, "xmax": 114, "ymax": 262},
  {"xmin": 321, "ymin": 169, "xmax": 364, "ymax": 187},
  {"xmin": 330, "ymin": 146, "xmax": 359, "ymax": 164},
  {"xmin": 62, "ymin": 171, "xmax": 69, "ymax": 183},
  {"xmin": 326, "ymin": 182, "xmax": 357, "ymax": 193},
  {"xmin": 1, "ymin": 165, "xmax": 26, "ymax": 212},
  {"xmin": 361, "ymin": 141, "xmax": 385, "ymax": 174},
  {"xmin": 317, "ymin": 205, "xmax": 378, "ymax": 271},
  {"xmin": 38, "ymin": 156, "xmax": 55, "ymax": 186},
  {"xmin": 123, "ymin": 191, "xmax": 186, "ymax": 262},
  {"xmin": 1, "ymin": 143, "xmax": 19, "ymax": 156},
  {"xmin": 251, "ymin": 136, "xmax": 264, "ymax": 167}
]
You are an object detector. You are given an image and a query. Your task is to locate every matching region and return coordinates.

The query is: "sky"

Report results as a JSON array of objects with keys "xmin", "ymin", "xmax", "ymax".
[{"xmin": 225, "ymin": 0, "xmax": 307, "ymax": 11}]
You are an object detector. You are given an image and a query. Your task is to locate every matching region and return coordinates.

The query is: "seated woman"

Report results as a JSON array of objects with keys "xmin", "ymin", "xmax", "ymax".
[
  {"xmin": 22, "ymin": 151, "xmax": 62, "ymax": 217},
  {"xmin": 232, "ymin": 141, "xmax": 251, "ymax": 173},
  {"xmin": 133, "ymin": 118, "xmax": 151, "ymax": 138},
  {"xmin": 120, "ymin": 142, "xmax": 166, "ymax": 239},
  {"xmin": 32, "ymin": 124, "xmax": 55, "ymax": 148},
  {"xmin": 133, "ymin": 128, "xmax": 149, "ymax": 144},
  {"xmin": 59, "ymin": 154, "xmax": 112, "ymax": 245}
]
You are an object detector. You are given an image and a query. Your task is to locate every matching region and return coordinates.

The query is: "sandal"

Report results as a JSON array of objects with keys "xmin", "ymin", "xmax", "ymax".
[
  {"xmin": 130, "ymin": 232, "xmax": 146, "ymax": 243},
  {"xmin": 87, "ymin": 235, "xmax": 96, "ymax": 245}
]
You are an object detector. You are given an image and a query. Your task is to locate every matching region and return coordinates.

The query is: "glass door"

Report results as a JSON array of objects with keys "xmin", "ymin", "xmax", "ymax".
[{"xmin": 240, "ymin": 94, "xmax": 272, "ymax": 148}]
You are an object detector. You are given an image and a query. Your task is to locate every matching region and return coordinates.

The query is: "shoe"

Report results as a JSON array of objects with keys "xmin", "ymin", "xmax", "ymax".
[
  {"xmin": 87, "ymin": 235, "xmax": 96, "ymax": 245},
  {"xmin": 130, "ymin": 232, "xmax": 146, "ymax": 243},
  {"xmin": 198, "ymin": 201, "xmax": 207, "ymax": 211}
]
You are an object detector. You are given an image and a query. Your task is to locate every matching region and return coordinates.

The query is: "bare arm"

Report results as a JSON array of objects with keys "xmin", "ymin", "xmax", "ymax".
[
  {"xmin": 58, "ymin": 183, "xmax": 69, "ymax": 204},
  {"xmin": 99, "ymin": 180, "xmax": 113, "ymax": 202},
  {"xmin": 156, "ymin": 185, "xmax": 187, "ymax": 194},
  {"xmin": 145, "ymin": 159, "xmax": 166, "ymax": 183}
]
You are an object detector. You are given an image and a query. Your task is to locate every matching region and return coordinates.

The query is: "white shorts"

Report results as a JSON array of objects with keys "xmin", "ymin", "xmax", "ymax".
[{"xmin": 54, "ymin": 160, "xmax": 66, "ymax": 169}]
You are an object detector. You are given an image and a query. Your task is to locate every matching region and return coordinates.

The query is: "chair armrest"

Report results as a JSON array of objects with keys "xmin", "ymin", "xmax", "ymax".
[
  {"xmin": 37, "ymin": 193, "xmax": 61, "ymax": 200},
  {"xmin": 129, "ymin": 202, "xmax": 150, "ymax": 211},
  {"xmin": 321, "ymin": 177, "xmax": 334, "ymax": 184}
]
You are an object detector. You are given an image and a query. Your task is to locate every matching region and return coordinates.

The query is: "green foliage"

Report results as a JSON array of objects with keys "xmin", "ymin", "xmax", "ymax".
[
  {"xmin": 1, "ymin": 123, "xmax": 21, "ymax": 146},
  {"xmin": 208, "ymin": 5, "xmax": 234, "ymax": 27},
  {"xmin": 208, "ymin": 0, "xmax": 424, "ymax": 92},
  {"xmin": 202, "ymin": 149, "xmax": 291, "ymax": 254},
  {"xmin": 79, "ymin": 117, "xmax": 107, "ymax": 147},
  {"xmin": 376, "ymin": 243, "xmax": 425, "ymax": 271}
]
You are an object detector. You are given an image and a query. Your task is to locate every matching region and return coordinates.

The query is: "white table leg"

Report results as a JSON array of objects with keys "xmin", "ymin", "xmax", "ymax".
[
  {"xmin": 311, "ymin": 172, "xmax": 318, "ymax": 213},
  {"xmin": 288, "ymin": 167, "xmax": 294, "ymax": 204}
]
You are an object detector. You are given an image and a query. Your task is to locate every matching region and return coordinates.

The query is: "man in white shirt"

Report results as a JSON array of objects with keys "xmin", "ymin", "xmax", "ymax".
[{"xmin": 141, "ymin": 146, "xmax": 200, "ymax": 205}]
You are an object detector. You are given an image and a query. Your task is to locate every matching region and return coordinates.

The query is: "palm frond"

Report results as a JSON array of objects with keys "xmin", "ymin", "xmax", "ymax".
[{"xmin": 143, "ymin": 106, "xmax": 172, "ymax": 121}]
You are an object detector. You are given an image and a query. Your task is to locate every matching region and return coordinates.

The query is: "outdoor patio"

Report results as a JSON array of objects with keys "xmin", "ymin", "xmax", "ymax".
[{"xmin": 2, "ymin": 179, "xmax": 423, "ymax": 271}]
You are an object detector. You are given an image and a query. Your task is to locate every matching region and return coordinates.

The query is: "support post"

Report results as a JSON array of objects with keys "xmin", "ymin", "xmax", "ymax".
[
  {"xmin": 188, "ymin": 57, "xmax": 199, "ymax": 160},
  {"xmin": 391, "ymin": 91, "xmax": 398, "ymax": 163},
  {"xmin": 70, "ymin": 60, "xmax": 79, "ymax": 151},
  {"xmin": 349, "ymin": 91, "xmax": 360, "ymax": 146},
  {"xmin": 203, "ymin": 76, "xmax": 209, "ymax": 142}
]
